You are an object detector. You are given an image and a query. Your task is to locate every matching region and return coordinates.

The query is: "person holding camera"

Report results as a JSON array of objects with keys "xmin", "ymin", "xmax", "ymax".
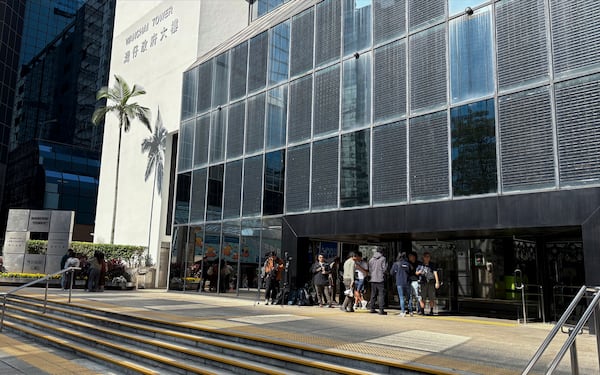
[
  {"xmin": 263, "ymin": 251, "xmax": 283, "ymax": 305},
  {"xmin": 311, "ymin": 254, "xmax": 333, "ymax": 307},
  {"xmin": 416, "ymin": 252, "xmax": 439, "ymax": 316}
]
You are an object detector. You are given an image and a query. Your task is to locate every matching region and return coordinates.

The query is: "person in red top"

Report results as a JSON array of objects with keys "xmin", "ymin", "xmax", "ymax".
[{"xmin": 263, "ymin": 252, "xmax": 283, "ymax": 305}]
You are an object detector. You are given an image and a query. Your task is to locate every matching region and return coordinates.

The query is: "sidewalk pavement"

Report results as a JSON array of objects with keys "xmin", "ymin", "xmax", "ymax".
[{"xmin": 0, "ymin": 287, "xmax": 598, "ymax": 375}]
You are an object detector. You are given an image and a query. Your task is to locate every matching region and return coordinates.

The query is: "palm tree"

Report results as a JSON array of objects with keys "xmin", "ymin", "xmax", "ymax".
[
  {"xmin": 141, "ymin": 106, "xmax": 167, "ymax": 260},
  {"xmin": 92, "ymin": 75, "xmax": 151, "ymax": 244}
]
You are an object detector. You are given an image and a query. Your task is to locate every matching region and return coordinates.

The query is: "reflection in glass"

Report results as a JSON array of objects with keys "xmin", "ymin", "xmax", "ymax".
[
  {"xmin": 449, "ymin": 0, "xmax": 486, "ymax": 16},
  {"xmin": 168, "ymin": 226, "xmax": 189, "ymax": 289},
  {"xmin": 206, "ymin": 165, "xmax": 224, "ymax": 221},
  {"xmin": 241, "ymin": 219, "xmax": 262, "ymax": 288},
  {"xmin": 193, "ymin": 115, "xmax": 209, "ymax": 168},
  {"xmin": 174, "ymin": 172, "xmax": 191, "ymax": 224},
  {"xmin": 343, "ymin": 0, "xmax": 372, "ymax": 56},
  {"xmin": 181, "ymin": 67, "xmax": 197, "ymax": 120},
  {"xmin": 177, "ymin": 121, "xmax": 193, "ymax": 172},
  {"xmin": 266, "ymin": 86, "xmax": 287, "ymax": 149},
  {"xmin": 343, "ymin": 52, "xmax": 371, "ymax": 130},
  {"xmin": 264, "ymin": 150, "xmax": 285, "ymax": 215},
  {"xmin": 449, "ymin": 6, "xmax": 493, "ymax": 103},
  {"xmin": 451, "ymin": 98, "xmax": 497, "ymax": 196},
  {"xmin": 210, "ymin": 109, "xmax": 226, "ymax": 163},
  {"xmin": 341, "ymin": 129, "xmax": 370, "ymax": 207},
  {"xmin": 204, "ymin": 223, "xmax": 222, "ymax": 292},
  {"xmin": 248, "ymin": 32, "xmax": 268, "ymax": 93},
  {"xmin": 213, "ymin": 53, "xmax": 229, "ymax": 108},
  {"xmin": 221, "ymin": 221, "xmax": 241, "ymax": 293},
  {"xmin": 269, "ymin": 22, "xmax": 290, "ymax": 85},
  {"xmin": 190, "ymin": 169, "xmax": 207, "ymax": 223}
]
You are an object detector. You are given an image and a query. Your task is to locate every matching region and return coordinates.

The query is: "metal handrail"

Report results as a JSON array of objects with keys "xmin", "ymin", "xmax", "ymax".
[
  {"xmin": 522, "ymin": 285, "xmax": 600, "ymax": 375},
  {"xmin": 0, "ymin": 267, "xmax": 81, "ymax": 331}
]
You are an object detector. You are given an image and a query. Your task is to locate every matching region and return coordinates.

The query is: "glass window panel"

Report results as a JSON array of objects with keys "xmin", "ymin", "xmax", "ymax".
[
  {"xmin": 449, "ymin": 0, "xmax": 487, "ymax": 15},
  {"xmin": 312, "ymin": 137, "xmax": 339, "ymax": 209},
  {"xmin": 285, "ymin": 144, "xmax": 311, "ymax": 213},
  {"xmin": 290, "ymin": 8, "xmax": 314, "ymax": 77},
  {"xmin": 374, "ymin": 0, "xmax": 406, "ymax": 45},
  {"xmin": 206, "ymin": 165, "xmax": 224, "ymax": 221},
  {"xmin": 342, "ymin": 52, "xmax": 371, "ymax": 130},
  {"xmin": 269, "ymin": 22, "xmax": 290, "ymax": 85},
  {"xmin": 289, "ymin": 75, "xmax": 313, "ymax": 143},
  {"xmin": 343, "ymin": 0, "xmax": 372, "ymax": 56},
  {"xmin": 227, "ymin": 101, "xmax": 245, "ymax": 159},
  {"xmin": 197, "ymin": 61, "xmax": 213, "ymax": 114},
  {"xmin": 246, "ymin": 93, "xmax": 266, "ymax": 154},
  {"xmin": 248, "ymin": 32, "xmax": 268, "ymax": 93},
  {"xmin": 264, "ymin": 150, "xmax": 285, "ymax": 215},
  {"xmin": 451, "ymin": 99, "xmax": 497, "ymax": 196},
  {"xmin": 212, "ymin": 52, "xmax": 229, "ymax": 108},
  {"xmin": 241, "ymin": 219, "xmax": 262, "ymax": 288},
  {"xmin": 266, "ymin": 85, "xmax": 288, "ymax": 150},
  {"xmin": 181, "ymin": 67, "xmax": 198, "ymax": 120},
  {"xmin": 315, "ymin": 0, "xmax": 341, "ymax": 67},
  {"xmin": 314, "ymin": 65, "xmax": 340, "ymax": 136},
  {"xmin": 340, "ymin": 129, "xmax": 370, "ymax": 207},
  {"xmin": 243, "ymin": 155, "xmax": 264, "ymax": 217},
  {"xmin": 373, "ymin": 40, "xmax": 406, "ymax": 123},
  {"xmin": 190, "ymin": 169, "xmax": 207, "ymax": 223},
  {"xmin": 177, "ymin": 120, "xmax": 193, "ymax": 172},
  {"xmin": 174, "ymin": 172, "xmax": 191, "ymax": 225},
  {"xmin": 449, "ymin": 6, "xmax": 493, "ymax": 103},
  {"xmin": 210, "ymin": 109, "xmax": 226, "ymax": 164},
  {"xmin": 230, "ymin": 42, "xmax": 248, "ymax": 101},
  {"xmin": 193, "ymin": 115, "xmax": 210, "ymax": 168},
  {"xmin": 223, "ymin": 160, "xmax": 243, "ymax": 219}
]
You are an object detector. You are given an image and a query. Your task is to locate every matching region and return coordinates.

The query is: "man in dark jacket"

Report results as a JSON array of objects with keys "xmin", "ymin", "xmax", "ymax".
[
  {"xmin": 390, "ymin": 252, "xmax": 412, "ymax": 317},
  {"xmin": 368, "ymin": 249, "xmax": 388, "ymax": 315}
]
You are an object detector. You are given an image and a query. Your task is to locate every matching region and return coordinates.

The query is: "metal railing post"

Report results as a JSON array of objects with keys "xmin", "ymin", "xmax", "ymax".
[
  {"xmin": 68, "ymin": 270, "xmax": 74, "ymax": 303},
  {"xmin": 44, "ymin": 277, "xmax": 49, "ymax": 313},
  {"xmin": 596, "ymin": 301, "xmax": 600, "ymax": 371},
  {"xmin": 568, "ymin": 327, "xmax": 579, "ymax": 375},
  {"xmin": 0, "ymin": 295, "xmax": 6, "ymax": 332},
  {"xmin": 515, "ymin": 269, "xmax": 526, "ymax": 324}
]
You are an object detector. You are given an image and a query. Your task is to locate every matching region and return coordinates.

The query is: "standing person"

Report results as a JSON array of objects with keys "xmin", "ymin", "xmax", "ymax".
[
  {"xmin": 311, "ymin": 254, "xmax": 332, "ymax": 307},
  {"xmin": 416, "ymin": 252, "xmax": 440, "ymax": 316},
  {"xmin": 97, "ymin": 251, "xmax": 106, "ymax": 292},
  {"xmin": 353, "ymin": 252, "xmax": 368, "ymax": 310},
  {"xmin": 60, "ymin": 249, "xmax": 73, "ymax": 290},
  {"xmin": 407, "ymin": 251, "xmax": 420, "ymax": 316},
  {"xmin": 220, "ymin": 260, "xmax": 234, "ymax": 292},
  {"xmin": 340, "ymin": 252, "xmax": 356, "ymax": 312},
  {"xmin": 368, "ymin": 248, "xmax": 388, "ymax": 315},
  {"xmin": 63, "ymin": 250, "xmax": 80, "ymax": 290},
  {"xmin": 263, "ymin": 252, "xmax": 283, "ymax": 305},
  {"xmin": 87, "ymin": 251, "xmax": 101, "ymax": 292},
  {"xmin": 329, "ymin": 256, "xmax": 340, "ymax": 304},
  {"xmin": 390, "ymin": 252, "xmax": 411, "ymax": 317}
]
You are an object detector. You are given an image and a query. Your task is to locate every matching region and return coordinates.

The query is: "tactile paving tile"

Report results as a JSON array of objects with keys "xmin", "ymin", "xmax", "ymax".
[
  {"xmin": 367, "ymin": 330, "xmax": 470, "ymax": 353},
  {"xmin": 228, "ymin": 314, "xmax": 310, "ymax": 325}
]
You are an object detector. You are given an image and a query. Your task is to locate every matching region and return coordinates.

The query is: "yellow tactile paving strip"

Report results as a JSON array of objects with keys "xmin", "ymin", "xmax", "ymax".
[{"xmin": 0, "ymin": 333, "xmax": 102, "ymax": 375}]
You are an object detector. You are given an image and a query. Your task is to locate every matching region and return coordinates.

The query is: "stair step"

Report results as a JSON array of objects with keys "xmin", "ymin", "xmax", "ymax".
[{"xmin": 4, "ymin": 296, "xmax": 384, "ymax": 375}]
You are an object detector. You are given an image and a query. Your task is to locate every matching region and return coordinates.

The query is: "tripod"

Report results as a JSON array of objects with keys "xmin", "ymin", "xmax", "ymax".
[{"xmin": 274, "ymin": 253, "xmax": 292, "ymax": 305}]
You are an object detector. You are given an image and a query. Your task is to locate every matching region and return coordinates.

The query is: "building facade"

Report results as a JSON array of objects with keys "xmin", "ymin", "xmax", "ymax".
[{"xmin": 171, "ymin": 0, "xmax": 600, "ymax": 319}]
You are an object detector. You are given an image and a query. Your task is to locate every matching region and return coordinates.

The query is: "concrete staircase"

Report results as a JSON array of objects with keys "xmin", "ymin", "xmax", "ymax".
[{"xmin": 0, "ymin": 295, "xmax": 425, "ymax": 375}]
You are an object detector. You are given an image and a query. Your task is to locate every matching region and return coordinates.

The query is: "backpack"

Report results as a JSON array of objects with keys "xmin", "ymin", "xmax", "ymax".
[{"xmin": 296, "ymin": 288, "xmax": 312, "ymax": 306}]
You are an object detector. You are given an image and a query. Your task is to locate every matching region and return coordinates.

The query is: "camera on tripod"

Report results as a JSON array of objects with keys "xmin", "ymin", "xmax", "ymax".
[{"xmin": 283, "ymin": 251, "xmax": 293, "ymax": 261}]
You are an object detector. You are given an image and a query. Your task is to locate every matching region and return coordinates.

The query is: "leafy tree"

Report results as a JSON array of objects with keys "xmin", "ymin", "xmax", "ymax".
[
  {"xmin": 92, "ymin": 75, "xmax": 151, "ymax": 244},
  {"xmin": 141, "ymin": 106, "xmax": 167, "ymax": 260}
]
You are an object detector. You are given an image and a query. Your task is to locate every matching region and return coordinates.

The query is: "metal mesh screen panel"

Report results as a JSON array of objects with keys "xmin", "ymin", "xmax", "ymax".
[
  {"xmin": 290, "ymin": 8, "xmax": 314, "ymax": 77},
  {"xmin": 248, "ymin": 31, "xmax": 268, "ymax": 93},
  {"xmin": 289, "ymin": 75, "xmax": 313, "ymax": 143},
  {"xmin": 197, "ymin": 61, "xmax": 213, "ymax": 114},
  {"xmin": 193, "ymin": 115, "xmax": 210, "ymax": 168},
  {"xmin": 410, "ymin": 25, "xmax": 446, "ymax": 114},
  {"xmin": 311, "ymin": 137, "xmax": 339, "ymax": 209},
  {"xmin": 499, "ymin": 87, "xmax": 555, "ymax": 191},
  {"xmin": 223, "ymin": 160, "xmax": 243, "ymax": 219},
  {"xmin": 246, "ymin": 93, "xmax": 266, "ymax": 154},
  {"xmin": 314, "ymin": 65, "xmax": 340, "ymax": 136},
  {"xmin": 190, "ymin": 168, "xmax": 207, "ymax": 223},
  {"xmin": 374, "ymin": 40, "xmax": 406, "ymax": 123},
  {"xmin": 230, "ymin": 42, "xmax": 248, "ymax": 101},
  {"xmin": 373, "ymin": 121, "xmax": 407, "ymax": 204},
  {"xmin": 409, "ymin": 111, "xmax": 449, "ymax": 200},
  {"xmin": 556, "ymin": 76, "xmax": 600, "ymax": 185},
  {"xmin": 496, "ymin": 0, "xmax": 548, "ymax": 91},
  {"xmin": 551, "ymin": 0, "xmax": 600, "ymax": 76},
  {"xmin": 374, "ymin": 0, "xmax": 406, "ymax": 45},
  {"xmin": 408, "ymin": 0, "xmax": 444, "ymax": 31},
  {"xmin": 315, "ymin": 0, "xmax": 341, "ymax": 67},
  {"xmin": 227, "ymin": 101, "xmax": 245, "ymax": 159},
  {"xmin": 285, "ymin": 144, "xmax": 310, "ymax": 213},
  {"xmin": 243, "ymin": 155, "xmax": 264, "ymax": 216}
]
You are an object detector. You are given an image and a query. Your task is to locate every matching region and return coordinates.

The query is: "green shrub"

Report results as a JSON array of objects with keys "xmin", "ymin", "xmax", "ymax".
[{"xmin": 25, "ymin": 240, "xmax": 146, "ymax": 267}]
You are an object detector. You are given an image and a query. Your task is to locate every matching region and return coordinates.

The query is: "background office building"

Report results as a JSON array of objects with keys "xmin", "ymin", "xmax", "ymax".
[
  {"xmin": 172, "ymin": 0, "xmax": 600, "ymax": 319},
  {"xmin": 0, "ymin": 0, "xmax": 115, "ymax": 242}
]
